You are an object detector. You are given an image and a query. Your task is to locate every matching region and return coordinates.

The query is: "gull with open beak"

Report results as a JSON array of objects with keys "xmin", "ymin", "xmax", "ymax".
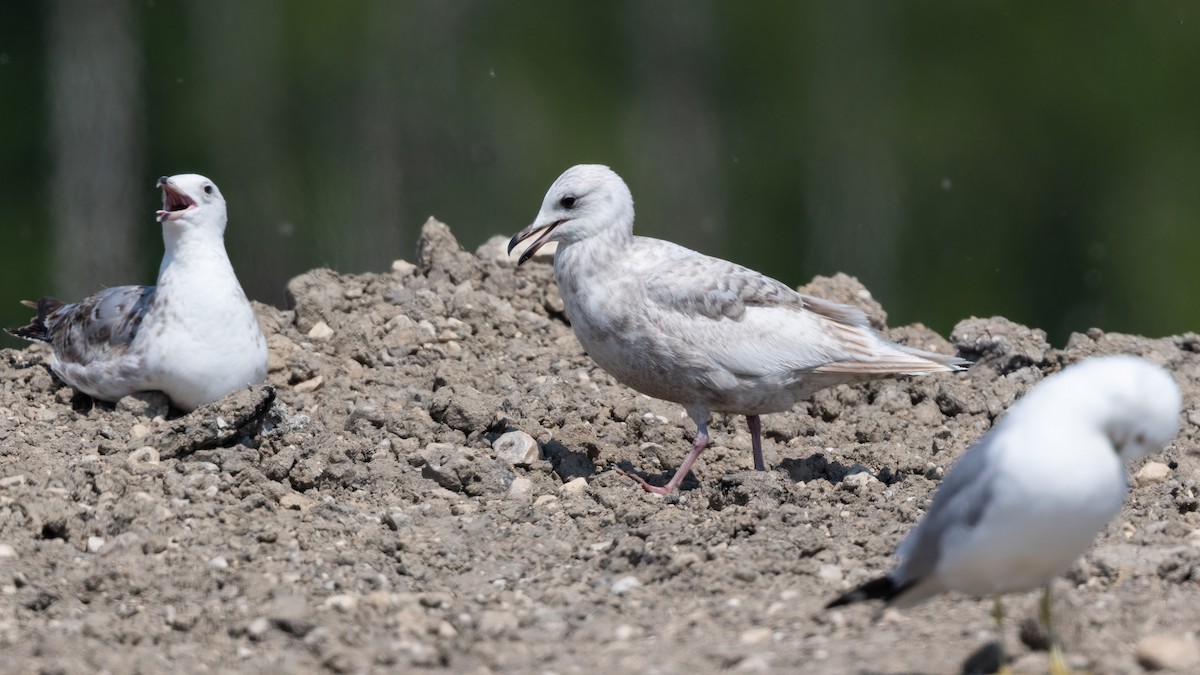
[
  {"xmin": 510, "ymin": 164, "xmax": 966, "ymax": 495},
  {"xmin": 8, "ymin": 174, "xmax": 268, "ymax": 412}
]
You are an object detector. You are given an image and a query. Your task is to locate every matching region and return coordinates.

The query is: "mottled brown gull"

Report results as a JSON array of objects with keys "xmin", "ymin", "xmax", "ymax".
[
  {"xmin": 8, "ymin": 174, "xmax": 267, "ymax": 412},
  {"xmin": 509, "ymin": 164, "xmax": 966, "ymax": 494}
]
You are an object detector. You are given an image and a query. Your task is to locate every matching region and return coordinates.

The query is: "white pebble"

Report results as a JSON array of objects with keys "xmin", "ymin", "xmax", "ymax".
[
  {"xmin": 559, "ymin": 477, "xmax": 589, "ymax": 497},
  {"xmin": 307, "ymin": 321, "xmax": 334, "ymax": 340},
  {"xmin": 611, "ymin": 576, "xmax": 641, "ymax": 594},
  {"xmin": 493, "ymin": 431, "xmax": 540, "ymax": 467},
  {"xmin": 1136, "ymin": 461, "xmax": 1171, "ymax": 487}
]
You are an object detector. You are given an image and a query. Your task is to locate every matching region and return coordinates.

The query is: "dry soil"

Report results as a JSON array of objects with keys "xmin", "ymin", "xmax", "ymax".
[{"xmin": 3, "ymin": 220, "xmax": 1200, "ymax": 675}]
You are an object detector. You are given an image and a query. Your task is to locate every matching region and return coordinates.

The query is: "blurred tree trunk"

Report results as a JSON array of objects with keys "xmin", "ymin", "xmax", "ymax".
[
  {"xmin": 803, "ymin": 2, "xmax": 901, "ymax": 298},
  {"xmin": 48, "ymin": 0, "xmax": 142, "ymax": 298},
  {"xmin": 186, "ymin": 0, "xmax": 289, "ymax": 306},
  {"xmin": 623, "ymin": 1, "xmax": 722, "ymax": 252}
]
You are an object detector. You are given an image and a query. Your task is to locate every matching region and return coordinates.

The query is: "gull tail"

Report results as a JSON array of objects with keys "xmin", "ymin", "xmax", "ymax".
[
  {"xmin": 825, "ymin": 575, "xmax": 911, "ymax": 609},
  {"xmin": 7, "ymin": 298, "xmax": 66, "ymax": 344},
  {"xmin": 813, "ymin": 345, "xmax": 970, "ymax": 377}
]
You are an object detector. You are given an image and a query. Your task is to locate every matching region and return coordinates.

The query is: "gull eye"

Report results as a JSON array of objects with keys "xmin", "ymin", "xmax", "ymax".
[
  {"xmin": 559, "ymin": 195, "xmax": 576, "ymax": 209},
  {"xmin": 203, "ymin": 185, "xmax": 214, "ymax": 195}
]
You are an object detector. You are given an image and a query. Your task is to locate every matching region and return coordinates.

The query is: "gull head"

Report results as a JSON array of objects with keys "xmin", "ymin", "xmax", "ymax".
[
  {"xmin": 156, "ymin": 174, "xmax": 227, "ymax": 232},
  {"xmin": 508, "ymin": 164, "xmax": 634, "ymax": 265},
  {"xmin": 1040, "ymin": 356, "xmax": 1181, "ymax": 462}
]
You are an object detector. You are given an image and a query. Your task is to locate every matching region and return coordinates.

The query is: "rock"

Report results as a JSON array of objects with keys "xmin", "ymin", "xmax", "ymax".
[
  {"xmin": 817, "ymin": 564, "xmax": 843, "ymax": 582},
  {"xmin": 950, "ymin": 316, "xmax": 1052, "ymax": 373},
  {"xmin": 323, "ymin": 594, "xmax": 359, "ymax": 613},
  {"xmin": 125, "ymin": 446, "xmax": 161, "ymax": 473},
  {"xmin": 559, "ymin": 477, "xmax": 588, "ymax": 497},
  {"xmin": 208, "ymin": 556, "xmax": 229, "ymax": 569},
  {"xmin": 740, "ymin": 627, "xmax": 773, "ymax": 646},
  {"xmin": 1136, "ymin": 633, "xmax": 1200, "ymax": 671},
  {"xmin": 139, "ymin": 385, "xmax": 276, "ymax": 459},
  {"xmin": 268, "ymin": 595, "xmax": 315, "ymax": 638},
  {"xmin": 611, "ymin": 576, "xmax": 641, "ymax": 594},
  {"xmin": 279, "ymin": 493, "xmax": 313, "ymax": 511},
  {"xmin": 293, "ymin": 375, "xmax": 325, "ymax": 394},
  {"xmin": 493, "ymin": 431, "xmax": 540, "ymax": 467},
  {"xmin": 416, "ymin": 217, "xmax": 478, "ymax": 284},
  {"xmin": 86, "ymin": 537, "xmax": 105, "ymax": 553},
  {"xmin": 420, "ymin": 443, "xmax": 512, "ymax": 496},
  {"xmin": 116, "ymin": 391, "xmax": 171, "ymax": 418},
  {"xmin": 307, "ymin": 321, "xmax": 334, "ymax": 340},
  {"xmin": 430, "ymin": 385, "xmax": 497, "ymax": 434},
  {"xmin": 391, "ymin": 259, "xmax": 417, "ymax": 276},
  {"xmin": 0, "ymin": 543, "xmax": 15, "ymax": 558},
  {"xmin": 507, "ymin": 476, "xmax": 535, "ymax": 500},
  {"xmin": 1136, "ymin": 461, "xmax": 1171, "ymax": 487}
]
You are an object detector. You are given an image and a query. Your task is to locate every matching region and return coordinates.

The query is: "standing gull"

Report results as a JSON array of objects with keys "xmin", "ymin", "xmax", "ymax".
[
  {"xmin": 826, "ymin": 356, "xmax": 1182, "ymax": 673},
  {"xmin": 8, "ymin": 174, "xmax": 268, "ymax": 412},
  {"xmin": 509, "ymin": 164, "xmax": 965, "ymax": 494}
]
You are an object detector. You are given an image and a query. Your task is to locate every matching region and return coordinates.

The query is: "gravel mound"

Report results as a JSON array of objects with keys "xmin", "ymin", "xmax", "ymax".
[{"xmin": 2, "ymin": 218, "xmax": 1199, "ymax": 674}]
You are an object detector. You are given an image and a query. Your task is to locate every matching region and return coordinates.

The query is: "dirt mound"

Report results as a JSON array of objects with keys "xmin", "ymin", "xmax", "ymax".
[{"xmin": 2, "ymin": 218, "xmax": 1199, "ymax": 674}]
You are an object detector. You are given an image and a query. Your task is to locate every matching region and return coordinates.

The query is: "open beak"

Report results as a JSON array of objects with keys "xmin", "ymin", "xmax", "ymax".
[
  {"xmin": 508, "ymin": 219, "xmax": 564, "ymax": 266},
  {"xmin": 155, "ymin": 176, "xmax": 197, "ymax": 223}
]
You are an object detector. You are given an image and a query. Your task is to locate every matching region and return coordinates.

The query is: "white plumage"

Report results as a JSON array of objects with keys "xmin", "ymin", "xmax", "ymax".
[
  {"xmin": 9, "ymin": 174, "xmax": 267, "ymax": 412},
  {"xmin": 828, "ymin": 355, "xmax": 1182, "ymax": 671},
  {"xmin": 510, "ymin": 164, "xmax": 964, "ymax": 494}
]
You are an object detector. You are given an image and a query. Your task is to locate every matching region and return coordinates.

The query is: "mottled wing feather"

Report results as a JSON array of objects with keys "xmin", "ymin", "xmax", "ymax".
[
  {"xmin": 47, "ymin": 285, "xmax": 158, "ymax": 365},
  {"xmin": 640, "ymin": 239, "xmax": 866, "ymax": 324}
]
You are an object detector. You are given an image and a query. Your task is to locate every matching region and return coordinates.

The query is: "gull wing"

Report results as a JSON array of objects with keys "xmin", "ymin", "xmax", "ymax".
[
  {"xmin": 33, "ymin": 285, "xmax": 158, "ymax": 366},
  {"xmin": 888, "ymin": 432, "xmax": 999, "ymax": 604}
]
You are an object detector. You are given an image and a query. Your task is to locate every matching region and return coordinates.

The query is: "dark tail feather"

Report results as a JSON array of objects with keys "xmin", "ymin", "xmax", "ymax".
[
  {"xmin": 7, "ymin": 297, "xmax": 65, "ymax": 343},
  {"xmin": 825, "ymin": 575, "xmax": 909, "ymax": 609}
]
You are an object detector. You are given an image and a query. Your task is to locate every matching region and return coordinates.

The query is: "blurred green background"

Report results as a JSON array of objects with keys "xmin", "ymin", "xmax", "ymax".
[{"xmin": 2, "ymin": 1, "xmax": 1198, "ymax": 349}]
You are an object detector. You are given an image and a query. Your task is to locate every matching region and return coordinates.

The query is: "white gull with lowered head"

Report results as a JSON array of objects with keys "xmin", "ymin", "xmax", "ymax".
[
  {"xmin": 9, "ymin": 174, "xmax": 268, "ymax": 412},
  {"xmin": 509, "ymin": 164, "xmax": 965, "ymax": 494},
  {"xmin": 826, "ymin": 355, "xmax": 1182, "ymax": 672}
]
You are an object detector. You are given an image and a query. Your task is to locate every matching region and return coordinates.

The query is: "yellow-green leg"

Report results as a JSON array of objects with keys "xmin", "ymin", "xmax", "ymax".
[
  {"xmin": 1040, "ymin": 586, "xmax": 1074, "ymax": 675},
  {"xmin": 993, "ymin": 597, "xmax": 1014, "ymax": 675}
]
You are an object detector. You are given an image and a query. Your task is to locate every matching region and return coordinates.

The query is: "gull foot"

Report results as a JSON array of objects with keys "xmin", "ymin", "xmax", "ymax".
[{"xmin": 613, "ymin": 467, "xmax": 673, "ymax": 495}]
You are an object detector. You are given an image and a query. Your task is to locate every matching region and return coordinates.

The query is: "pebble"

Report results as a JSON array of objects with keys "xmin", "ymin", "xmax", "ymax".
[
  {"xmin": 307, "ymin": 321, "xmax": 334, "ymax": 340},
  {"xmin": 611, "ymin": 576, "xmax": 641, "ymax": 594},
  {"xmin": 208, "ymin": 556, "xmax": 229, "ymax": 569},
  {"xmin": 125, "ymin": 447, "xmax": 160, "ymax": 473},
  {"xmin": 86, "ymin": 537, "xmax": 105, "ymax": 553},
  {"xmin": 0, "ymin": 543, "xmax": 16, "ymax": 558},
  {"xmin": 246, "ymin": 617, "xmax": 271, "ymax": 641},
  {"xmin": 391, "ymin": 259, "xmax": 417, "ymax": 276},
  {"xmin": 280, "ymin": 493, "xmax": 313, "ymax": 511},
  {"xmin": 559, "ymin": 477, "xmax": 589, "ymax": 497},
  {"xmin": 533, "ymin": 495, "xmax": 559, "ymax": 508},
  {"xmin": 0, "ymin": 475, "xmax": 27, "ymax": 488},
  {"xmin": 740, "ymin": 627, "xmax": 773, "ymax": 646},
  {"xmin": 1136, "ymin": 633, "xmax": 1200, "ymax": 671},
  {"xmin": 507, "ymin": 476, "xmax": 535, "ymax": 500},
  {"xmin": 493, "ymin": 431, "xmax": 540, "ymax": 467},
  {"xmin": 1136, "ymin": 461, "xmax": 1171, "ymax": 487},
  {"xmin": 129, "ymin": 423, "xmax": 151, "ymax": 439},
  {"xmin": 293, "ymin": 375, "xmax": 325, "ymax": 394},
  {"xmin": 817, "ymin": 564, "xmax": 843, "ymax": 582},
  {"xmin": 323, "ymin": 594, "xmax": 358, "ymax": 613}
]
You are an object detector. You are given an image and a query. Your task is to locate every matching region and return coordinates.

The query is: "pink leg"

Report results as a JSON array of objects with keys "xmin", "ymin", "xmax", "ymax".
[
  {"xmin": 615, "ymin": 425, "xmax": 710, "ymax": 495},
  {"xmin": 746, "ymin": 414, "xmax": 766, "ymax": 471}
]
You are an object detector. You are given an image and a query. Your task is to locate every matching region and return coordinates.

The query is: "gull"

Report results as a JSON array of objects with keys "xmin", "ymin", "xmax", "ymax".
[
  {"xmin": 8, "ymin": 174, "xmax": 268, "ymax": 412},
  {"xmin": 508, "ymin": 164, "xmax": 965, "ymax": 494},
  {"xmin": 826, "ymin": 355, "xmax": 1182, "ymax": 674}
]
